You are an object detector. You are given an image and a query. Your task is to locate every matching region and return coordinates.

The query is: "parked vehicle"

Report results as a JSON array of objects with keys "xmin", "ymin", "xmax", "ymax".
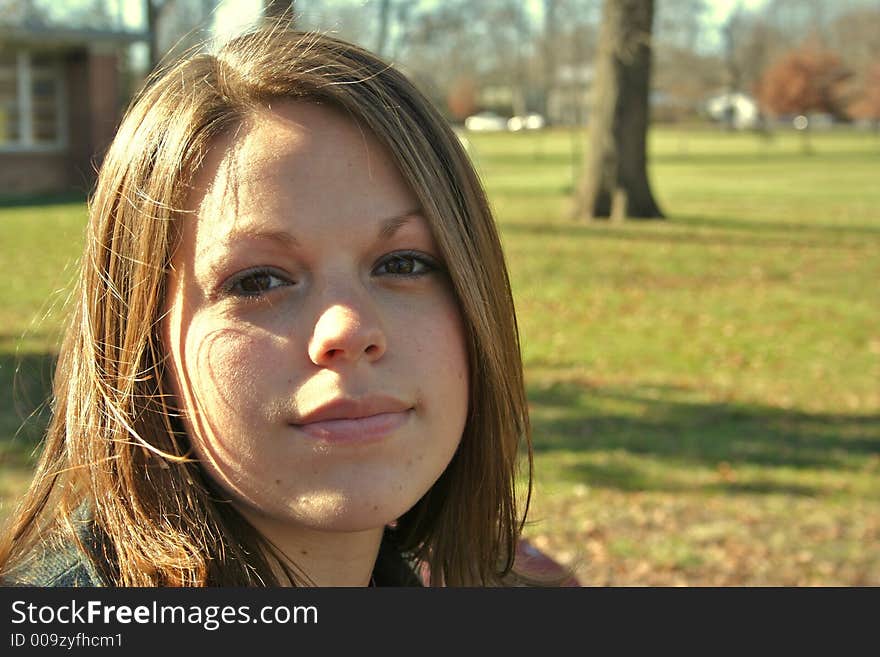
[
  {"xmin": 507, "ymin": 113, "xmax": 546, "ymax": 131},
  {"xmin": 464, "ymin": 111, "xmax": 508, "ymax": 131}
]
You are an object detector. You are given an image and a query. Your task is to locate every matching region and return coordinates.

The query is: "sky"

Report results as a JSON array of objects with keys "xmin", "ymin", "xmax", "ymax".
[
  {"xmin": 119, "ymin": 0, "xmax": 775, "ymax": 52},
  {"xmin": 209, "ymin": 0, "xmax": 774, "ymax": 43},
  {"xmin": 706, "ymin": 0, "xmax": 770, "ymax": 25},
  {"xmin": 700, "ymin": 0, "xmax": 771, "ymax": 51}
]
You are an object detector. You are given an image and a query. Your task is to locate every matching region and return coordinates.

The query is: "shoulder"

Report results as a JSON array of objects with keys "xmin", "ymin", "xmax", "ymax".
[
  {"xmin": 373, "ymin": 529, "xmax": 425, "ymax": 586},
  {"xmin": 3, "ymin": 540, "xmax": 106, "ymax": 587},
  {"xmin": 507, "ymin": 538, "xmax": 581, "ymax": 587},
  {"xmin": 400, "ymin": 538, "xmax": 581, "ymax": 587},
  {"xmin": 2, "ymin": 513, "xmax": 108, "ymax": 588}
]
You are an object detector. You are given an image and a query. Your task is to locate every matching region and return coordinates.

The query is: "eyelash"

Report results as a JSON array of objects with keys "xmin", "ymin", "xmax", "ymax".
[
  {"xmin": 219, "ymin": 251, "xmax": 441, "ymax": 300},
  {"xmin": 373, "ymin": 250, "xmax": 439, "ymax": 278},
  {"xmin": 221, "ymin": 266, "xmax": 292, "ymax": 299}
]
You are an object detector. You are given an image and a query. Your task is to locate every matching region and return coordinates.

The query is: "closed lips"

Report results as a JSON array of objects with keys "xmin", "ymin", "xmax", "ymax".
[{"xmin": 292, "ymin": 397, "xmax": 413, "ymax": 442}]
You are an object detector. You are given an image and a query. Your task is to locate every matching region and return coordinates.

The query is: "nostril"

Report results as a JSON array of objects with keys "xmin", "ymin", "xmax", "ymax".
[{"xmin": 365, "ymin": 344, "xmax": 379, "ymax": 355}]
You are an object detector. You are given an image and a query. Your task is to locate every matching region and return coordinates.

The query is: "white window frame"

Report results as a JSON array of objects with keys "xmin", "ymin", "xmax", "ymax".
[{"xmin": 0, "ymin": 49, "xmax": 67, "ymax": 153}]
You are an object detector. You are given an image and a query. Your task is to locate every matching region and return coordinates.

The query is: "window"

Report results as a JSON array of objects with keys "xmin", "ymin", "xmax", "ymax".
[
  {"xmin": 0, "ymin": 52, "xmax": 19, "ymax": 143},
  {"xmin": 0, "ymin": 50, "xmax": 66, "ymax": 151}
]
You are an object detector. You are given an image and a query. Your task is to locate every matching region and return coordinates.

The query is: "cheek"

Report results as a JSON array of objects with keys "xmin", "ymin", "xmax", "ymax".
[
  {"xmin": 186, "ymin": 325, "xmax": 280, "ymax": 427},
  {"xmin": 163, "ymin": 303, "xmax": 288, "ymax": 463},
  {"xmin": 170, "ymin": 320, "xmax": 290, "ymax": 502},
  {"xmin": 409, "ymin": 296, "xmax": 469, "ymax": 407}
]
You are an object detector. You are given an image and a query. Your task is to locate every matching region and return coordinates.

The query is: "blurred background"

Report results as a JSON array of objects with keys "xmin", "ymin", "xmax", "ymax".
[{"xmin": 1, "ymin": 0, "xmax": 878, "ymax": 585}]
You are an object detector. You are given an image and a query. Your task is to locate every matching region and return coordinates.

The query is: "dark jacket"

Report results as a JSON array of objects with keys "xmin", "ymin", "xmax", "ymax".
[
  {"xmin": 2, "ymin": 523, "xmax": 421, "ymax": 587},
  {"xmin": 2, "ymin": 523, "xmax": 108, "ymax": 587}
]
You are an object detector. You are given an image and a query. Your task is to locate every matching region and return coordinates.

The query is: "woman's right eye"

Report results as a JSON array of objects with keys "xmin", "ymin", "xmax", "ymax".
[{"xmin": 222, "ymin": 268, "xmax": 293, "ymax": 298}]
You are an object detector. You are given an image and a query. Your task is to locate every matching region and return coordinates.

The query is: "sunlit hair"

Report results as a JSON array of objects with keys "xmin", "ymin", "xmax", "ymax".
[{"xmin": 0, "ymin": 27, "xmax": 533, "ymax": 586}]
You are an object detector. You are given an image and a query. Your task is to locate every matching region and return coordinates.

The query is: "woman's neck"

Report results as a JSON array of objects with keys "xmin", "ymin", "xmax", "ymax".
[{"xmin": 235, "ymin": 506, "xmax": 385, "ymax": 587}]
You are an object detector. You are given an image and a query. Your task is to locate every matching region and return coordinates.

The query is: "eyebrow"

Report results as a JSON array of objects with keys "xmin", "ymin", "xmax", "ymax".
[
  {"xmin": 377, "ymin": 210, "xmax": 424, "ymax": 240},
  {"xmin": 221, "ymin": 209, "xmax": 425, "ymax": 248}
]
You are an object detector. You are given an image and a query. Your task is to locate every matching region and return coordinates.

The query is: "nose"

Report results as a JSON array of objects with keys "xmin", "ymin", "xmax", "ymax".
[{"xmin": 308, "ymin": 303, "xmax": 387, "ymax": 367}]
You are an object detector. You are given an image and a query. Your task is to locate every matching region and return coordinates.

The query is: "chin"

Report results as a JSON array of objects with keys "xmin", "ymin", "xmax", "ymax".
[
  {"xmin": 287, "ymin": 493, "xmax": 416, "ymax": 533},
  {"xmin": 303, "ymin": 515, "xmax": 396, "ymax": 534},
  {"xmin": 236, "ymin": 486, "xmax": 414, "ymax": 534}
]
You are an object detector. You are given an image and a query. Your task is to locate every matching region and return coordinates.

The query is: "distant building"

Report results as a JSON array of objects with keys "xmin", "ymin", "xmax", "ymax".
[
  {"xmin": 475, "ymin": 64, "xmax": 594, "ymax": 127},
  {"xmin": 0, "ymin": 8, "xmax": 146, "ymax": 196},
  {"xmin": 704, "ymin": 92, "xmax": 760, "ymax": 130},
  {"xmin": 547, "ymin": 64, "xmax": 594, "ymax": 126}
]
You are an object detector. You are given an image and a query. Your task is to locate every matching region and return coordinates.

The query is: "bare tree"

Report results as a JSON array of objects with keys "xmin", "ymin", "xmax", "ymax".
[
  {"xmin": 393, "ymin": 1, "xmax": 487, "ymax": 113},
  {"xmin": 540, "ymin": 0, "xmax": 559, "ymax": 119},
  {"xmin": 264, "ymin": 0, "xmax": 293, "ymax": 24},
  {"xmin": 847, "ymin": 62, "xmax": 880, "ymax": 130},
  {"xmin": 654, "ymin": 0, "xmax": 706, "ymax": 53},
  {"xmin": 576, "ymin": 0, "xmax": 662, "ymax": 221},
  {"xmin": 529, "ymin": 0, "xmax": 600, "ymax": 124},
  {"xmin": 147, "ymin": 0, "xmax": 214, "ymax": 69},
  {"xmin": 375, "ymin": 0, "xmax": 392, "ymax": 57},
  {"xmin": 829, "ymin": 5, "xmax": 880, "ymax": 128},
  {"xmin": 146, "ymin": 0, "xmax": 166, "ymax": 70},
  {"xmin": 651, "ymin": 0, "xmax": 724, "ymax": 124},
  {"xmin": 722, "ymin": 5, "xmax": 744, "ymax": 93}
]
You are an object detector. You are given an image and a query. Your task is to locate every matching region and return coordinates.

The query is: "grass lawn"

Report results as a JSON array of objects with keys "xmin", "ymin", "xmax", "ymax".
[{"xmin": 1, "ymin": 126, "xmax": 878, "ymax": 584}]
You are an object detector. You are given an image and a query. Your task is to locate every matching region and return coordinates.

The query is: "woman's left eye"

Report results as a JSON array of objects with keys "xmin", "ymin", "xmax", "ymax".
[
  {"xmin": 373, "ymin": 252, "xmax": 438, "ymax": 277},
  {"xmin": 221, "ymin": 267, "xmax": 293, "ymax": 298}
]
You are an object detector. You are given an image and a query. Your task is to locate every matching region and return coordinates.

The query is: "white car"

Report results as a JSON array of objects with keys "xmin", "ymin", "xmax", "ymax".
[
  {"xmin": 508, "ymin": 113, "xmax": 546, "ymax": 131},
  {"xmin": 464, "ymin": 112, "xmax": 508, "ymax": 131}
]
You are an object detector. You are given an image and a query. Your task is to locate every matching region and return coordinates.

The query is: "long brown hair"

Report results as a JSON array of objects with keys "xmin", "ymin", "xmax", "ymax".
[{"xmin": 0, "ymin": 27, "xmax": 533, "ymax": 586}]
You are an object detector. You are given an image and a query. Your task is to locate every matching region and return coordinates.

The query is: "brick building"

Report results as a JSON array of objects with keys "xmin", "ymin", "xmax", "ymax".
[{"xmin": 0, "ymin": 23, "xmax": 145, "ymax": 196}]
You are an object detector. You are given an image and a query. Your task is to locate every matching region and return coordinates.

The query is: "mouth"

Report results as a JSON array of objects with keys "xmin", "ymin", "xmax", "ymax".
[{"xmin": 291, "ymin": 396, "xmax": 413, "ymax": 443}]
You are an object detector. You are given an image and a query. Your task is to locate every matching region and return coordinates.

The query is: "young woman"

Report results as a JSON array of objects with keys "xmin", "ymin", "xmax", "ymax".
[{"xmin": 0, "ymin": 28, "xmax": 570, "ymax": 587}]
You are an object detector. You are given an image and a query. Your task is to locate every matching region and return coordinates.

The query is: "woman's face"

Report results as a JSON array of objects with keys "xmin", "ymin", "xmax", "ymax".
[{"xmin": 163, "ymin": 102, "xmax": 469, "ymax": 532}]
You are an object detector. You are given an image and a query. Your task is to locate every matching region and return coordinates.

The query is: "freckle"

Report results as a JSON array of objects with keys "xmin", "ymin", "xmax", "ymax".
[
  {"xmin": 406, "ymin": 459, "xmax": 412, "ymax": 467},
  {"xmin": 300, "ymin": 550, "xmax": 308, "ymax": 556},
  {"xmin": 397, "ymin": 485, "xmax": 403, "ymax": 492},
  {"xmin": 373, "ymin": 505, "xmax": 379, "ymax": 511},
  {"xmin": 275, "ymin": 479, "xmax": 281, "ymax": 485}
]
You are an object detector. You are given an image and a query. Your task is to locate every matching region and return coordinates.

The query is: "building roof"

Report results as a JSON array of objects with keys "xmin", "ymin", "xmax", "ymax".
[{"xmin": 0, "ymin": 25, "xmax": 148, "ymax": 46}]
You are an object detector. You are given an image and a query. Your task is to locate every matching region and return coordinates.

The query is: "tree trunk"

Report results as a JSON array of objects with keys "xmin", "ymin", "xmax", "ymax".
[
  {"xmin": 375, "ymin": 0, "xmax": 392, "ymax": 58},
  {"xmin": 540, "ymin": 0, "xmax": 558, "ymax": 121},
  {"xmin": 264, "ymin": 0, "xmax": 294, "ymax": 24},
  {"xmin": 147, "ymin": 0, "xmax": 160, "ymax": 70},
  {"xmin": 576, "ymin": 0, "xmax": 663, "ymax": 221}
]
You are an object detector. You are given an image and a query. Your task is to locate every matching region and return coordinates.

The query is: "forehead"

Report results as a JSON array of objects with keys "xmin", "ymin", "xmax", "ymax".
[
  {"xmin": 183, "ymin": 101, "xmax": 416, "ymax": 237},
  {"xmin": 201, "ymin": 102, "xmax": 353, "ymax": 182}
]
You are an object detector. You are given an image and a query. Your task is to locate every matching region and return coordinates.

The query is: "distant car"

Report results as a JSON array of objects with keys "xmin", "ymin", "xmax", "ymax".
[
  {"xmin": 464, "ymin": 111, "xmax": 508, "ymax": 131},
  {"xmin": 507, "ymin": 113, "xmax": 546, "ymax": 131}
]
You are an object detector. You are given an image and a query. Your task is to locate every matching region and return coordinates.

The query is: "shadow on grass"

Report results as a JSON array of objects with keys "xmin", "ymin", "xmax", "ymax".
[
  {"xmin": 476, "ymin": 152, "xmax": 583, "ymax": 169},
  {"xmin": 0, "ymin": 192, "xmax": 87, "ymax": 209},
  {"xmin": 501, "ymin": 215, "xmax": 880, "ymax": 247},
  {"xmin": 3, "ymin": 350, "xmax": 878, "ymax": 499},
  {"xmin": 672, "ymin": 213, "xmax": 880, "ymax": 238},
  {"xmin": 563, "ymin": 459, "xmax": 822, "ymax": 497},
  {"xmin": 528, "ymin": 379, "xmax": 880, "ymax": 495},
  {"xmin": 484, "ymin": 183, "xmax": 573, "ymax": 198},
  {"xmin": 650, "ymin": 148, "xmax": 880, "ymax": 166},
  {"xmin": 476, "ymin": 146, "xmax": 879, "ymax": 169},
  {"xmin": 0, "ymin": 350, "xmax": 55, "ymax": 468}
]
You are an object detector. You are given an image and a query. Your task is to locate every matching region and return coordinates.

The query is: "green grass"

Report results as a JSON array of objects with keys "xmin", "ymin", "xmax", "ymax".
[
  {"xmin": 472, "ymin": 126, "xmax": 880, "ymax": 585},
  {"xmin": 2, "ymin": 127, "xmax": 878, "ymax": 584},
  {"xmin": 0, "ymin": 197, "xmax": 86, "ymax": 516}
]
